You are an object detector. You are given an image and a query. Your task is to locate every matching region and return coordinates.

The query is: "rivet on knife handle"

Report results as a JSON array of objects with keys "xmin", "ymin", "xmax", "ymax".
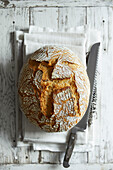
[{"xmin": 63, "ymin": 133, "xmax": 76, "ymax": 168}]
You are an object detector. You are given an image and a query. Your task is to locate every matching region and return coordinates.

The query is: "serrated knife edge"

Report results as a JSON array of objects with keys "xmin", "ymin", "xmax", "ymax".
[
  {"xmin": 63, "ymin": 42, "xmax": 100, "ymax": 168},
  {"xmin": 73, "ymin": 42, "xmax": 100, "ymax": 130}
]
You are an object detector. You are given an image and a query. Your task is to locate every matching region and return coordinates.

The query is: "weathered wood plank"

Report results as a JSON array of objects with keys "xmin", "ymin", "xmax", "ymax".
[
  {"xmin": 16, "ymin": 146, "xmax": 39, "ymax": 164},
  {"xmin": 87, "ymin": 6, "xmax": 113, "ymax": 164},
  {"xmin": 87, "ymin": 7, "xmax": 105, "ymax": 163},
  {"xmin": 86, "ymin": 8, "xmax": 105, "ymax": 157},
  {"xmin": 0, "ymin": 8, "xmax": 16, "ymax": 164},
  {"xmin": 58, "ymin": 7, "xmax": 86, "ymax": 31},
  {"xmin": 14, "ymin": 8, "xmax": 29, "ymax": 31},
  {"xmin": 16, "ymin": 147, "xmax": 30, "ymax": 164},
  {"xmin": 102, "ymin": 7, "xmax": 113, "ymax": 164},
  {"xmin": 0, "ymin": 0, "xmax": 113, "ymax": 8},
  {"xmin": 0, "ymin": 8, "xmax": 32, "ymax": 164},
  {"xmin": 29, "ymin": 7, "xmax": 58, "ymax": 31},
  {"xmin": 29, "ymin": 149, "xmax": 39, "ymax": 164},
  {"xmin": 88, "ymin": 146, "xmax": 100, "ymax": 163},
  {"xmin": 60, "ymin": 152, "xmax": 87, "ymax": 164},
  {"xmin": 1, "ymin": 164, "xmax": 113, "ymax": 170},
  {"xmin": 41, "ymin": 151, "xmax": 60, "ymax": 164},
  {"xmin": 87, "ymin": 7, "xmax": 108, "ymax": 51}
]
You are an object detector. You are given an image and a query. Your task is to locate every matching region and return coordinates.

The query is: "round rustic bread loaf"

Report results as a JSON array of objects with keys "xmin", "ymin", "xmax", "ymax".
[{"xmin": 18, "ymin": 46, "xmax": 90, "ymax": 132}]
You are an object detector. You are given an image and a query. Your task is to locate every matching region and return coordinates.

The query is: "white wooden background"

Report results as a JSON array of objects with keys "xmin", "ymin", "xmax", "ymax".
[{"xmin": 0, "ymin": 0, "xmax": 113, "ymax": 169}]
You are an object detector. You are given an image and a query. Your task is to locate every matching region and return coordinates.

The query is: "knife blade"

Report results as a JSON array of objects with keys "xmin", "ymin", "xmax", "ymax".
[{"xmin": 63, "ymin": 42, "xmax": 100, "ymax": 168}]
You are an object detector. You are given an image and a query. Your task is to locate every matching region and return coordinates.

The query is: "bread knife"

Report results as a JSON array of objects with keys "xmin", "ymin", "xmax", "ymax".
[{"xmin": 63, "ymin": 42, "xmax": 100, "ymax": 168}]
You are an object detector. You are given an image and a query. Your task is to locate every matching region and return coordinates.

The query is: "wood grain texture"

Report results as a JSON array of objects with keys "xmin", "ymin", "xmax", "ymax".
[
  {"xmin": 0, "ymin": 0, "xmax": 113, "ymax": 8},
  {"xmin": 60, "ymin": 152, "xmax": 87, "ymax": 164},
  {"xmin": 1, "ymin": 164, "xmax": 113, "ymax": 170},
  {"xmin": 0, "ymin": 8, "xmax": 16, "ymax": 164},
  {"xmin": 88, "ymin": 146, "xmax": 100, "ymax": 163},
  {"xmin": 0, "ymin": 8, "xmax": 31, "ymax": 164},
  {"xmin": 41, "ymin": 151, "xmax": 60, "ymax": 164},
  {"xmin": 58, "ymin": 7, "xmax": 86, "ymax": 31},
  {"xmin": 100, "ymin": 7, "xmax": 113, "ymax": 164},
  {"xmin": 86, "ymin": 6, "xmax": 104, "ymax": 164},
  {"xmin": 29, "ymin": 7, "xmax": 58, "ymax": 31},
  {"xmin": 16, "ymin": 146, "xmax": 39, "ymax": 164},
  {"xmin": 87, "ymin": 7, "xmax": 113, "ymax": 164}
]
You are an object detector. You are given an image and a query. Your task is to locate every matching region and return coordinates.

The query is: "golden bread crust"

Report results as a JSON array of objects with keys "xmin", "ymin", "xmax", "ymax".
[{"xmin": 18, "ymin": 46, "xmax": 90, "ymax": 132}]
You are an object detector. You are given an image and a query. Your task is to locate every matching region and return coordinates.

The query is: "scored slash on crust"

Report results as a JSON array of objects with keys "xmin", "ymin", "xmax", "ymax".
[
  {"xmin": 53, "ymin": 87, "xmax": 77, "ymax": 117},
  {"xmin": 18, "ymin": 46, "xmax": 90, "ymax": 132}
]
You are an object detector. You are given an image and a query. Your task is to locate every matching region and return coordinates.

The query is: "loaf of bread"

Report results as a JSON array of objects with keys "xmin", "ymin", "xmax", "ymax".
[{"xmin": 18, "ymin": 46, "xmax": 90, "ymax": 132}]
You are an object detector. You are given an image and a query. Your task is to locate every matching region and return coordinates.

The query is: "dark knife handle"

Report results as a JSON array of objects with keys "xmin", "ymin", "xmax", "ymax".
[{"xmin": 63, "ymin": 133, "xmax": 76, "ymax": 168}]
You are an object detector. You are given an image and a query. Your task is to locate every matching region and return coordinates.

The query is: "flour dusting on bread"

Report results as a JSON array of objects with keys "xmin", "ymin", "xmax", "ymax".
[{"xmin": 18, "ymin": 46, "xmax": 90, "ymax": 132}]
